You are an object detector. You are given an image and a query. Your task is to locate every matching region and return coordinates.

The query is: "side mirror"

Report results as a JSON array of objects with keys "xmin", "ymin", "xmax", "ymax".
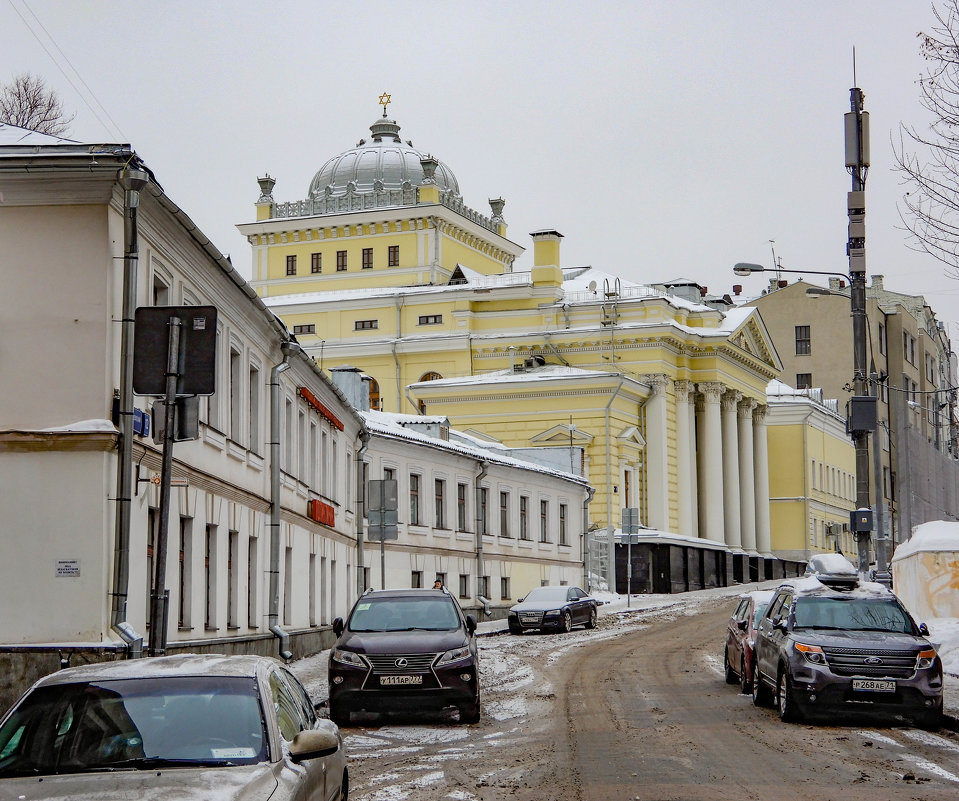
[
  {"xmin": 918, "ymin": 622, "xmax": 930, "ymax": 637},
  {"xmin": 774, "ymin": 618, "xmax": 789, "ymax": 633},
  {"xmin": 289, "ymin": 728, "xmax": 340, "ymax": 763},
  {"xmin": 332, "ymin": 617, "xmax": 344, "ymax": 637},
  {"xmin": 737, "ymin": 619, "xmax": 748, "ymax": 632},
  {"xmin": 465, "ymin": 615, "xmax": 477, "ymax": 635}
]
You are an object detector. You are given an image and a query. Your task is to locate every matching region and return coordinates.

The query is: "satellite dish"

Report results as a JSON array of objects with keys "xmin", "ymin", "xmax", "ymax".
[{"xmin": 588, "ymin": 281, "xmax": 597, "ymax": 292}]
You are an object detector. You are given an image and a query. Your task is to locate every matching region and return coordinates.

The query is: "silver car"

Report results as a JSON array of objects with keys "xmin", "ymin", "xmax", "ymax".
[{"xmin": 0, "ymin": 653, "xmax": 347, "ymax": 800}]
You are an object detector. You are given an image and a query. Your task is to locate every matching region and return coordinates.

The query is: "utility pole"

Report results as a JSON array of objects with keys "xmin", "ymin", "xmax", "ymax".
[{"xmin": 845, "ymin": 84, "xmax": 875, "ymax": 576}]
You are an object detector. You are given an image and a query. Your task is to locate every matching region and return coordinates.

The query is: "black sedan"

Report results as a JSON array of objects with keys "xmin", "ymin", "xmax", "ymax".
[{"xmin": 508, "ymin": 586, "xmax": 598, "ymax": 634}]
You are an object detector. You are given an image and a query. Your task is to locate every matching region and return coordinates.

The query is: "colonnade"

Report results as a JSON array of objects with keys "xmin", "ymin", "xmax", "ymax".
[{"xmin": 642, "ymin": 375, "xmax": 771, "ymax": 555}]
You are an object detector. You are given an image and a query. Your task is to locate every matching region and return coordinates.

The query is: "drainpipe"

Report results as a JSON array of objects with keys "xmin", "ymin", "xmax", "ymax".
[
  {"xmin": 355, "ymin": 430, "xmax": 370, "ymax": 597},
  {"xmin": 393, "ymin": 296, "xmax": 404, "ymax": 410},
  {"xmin": 269, "ymin": 340, "xmax": 301, "ymax": 661},
  {"xmin": 544, "ymin": 330, "xmax": 570, "ymax": 366},
  {"xmin": 563, "ymin": 303, "xmax": 570, "ymax": 330},
  {"xmin": 110, "ymin": 167, "xmax": 149, "ymax": 658},
  {"xmin": 475, "ymin": 460, "xmax": 489, "ymax": 604},
  {"xmin": 583, "ymin": 486, "xmax": 595, "ymax": 591},
  {"xmin": 605, "ymin": 376, "xmax": 625, "ymax": 593}
]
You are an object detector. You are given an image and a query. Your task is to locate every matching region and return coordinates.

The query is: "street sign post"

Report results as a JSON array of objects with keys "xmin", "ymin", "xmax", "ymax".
[
  {"xmin": 133, "ymin": 306, "xmax": 217, "ymax": 656},
  {"xmin": 368, "ymin": 479, "xmax": 398, "ymax": 589}
]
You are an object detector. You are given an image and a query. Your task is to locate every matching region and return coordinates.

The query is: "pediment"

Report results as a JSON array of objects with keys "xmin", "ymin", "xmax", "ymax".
[
  {"xmin": 728, "ymin": 312, "xmax": 782, "ymax": 372},
  {"xmin": 616, "ymin": 426, "xmax": 646, "ymax": 450},
  {"xmin": 530, "ymin": 424, "xmax": 595, "ymax": 445}
]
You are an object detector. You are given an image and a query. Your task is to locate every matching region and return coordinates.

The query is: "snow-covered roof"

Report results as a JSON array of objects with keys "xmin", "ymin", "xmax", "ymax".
[
  {"xmin": 361, "ymin": 410, "xmax": 588, "ymax": 485},
  {"xmin": 891, "ymin": 520, "xmax": 959, "ymax": 561},
  {"xmin": 409, "ymin": 364, "xmax": 628, "ymax": 389},
  {"xmin": 0, "ymin": 122, "xmax": 78, "ymax": 146},
  {"xmin": 786, "ymin": 574, "xmax": 891, "ymax": 597}
]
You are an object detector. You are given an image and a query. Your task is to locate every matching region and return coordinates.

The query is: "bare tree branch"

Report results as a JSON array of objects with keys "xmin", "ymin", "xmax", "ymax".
[{"xmin": 0, "ymin": 72, "xmax": 75, "ymax": 137}]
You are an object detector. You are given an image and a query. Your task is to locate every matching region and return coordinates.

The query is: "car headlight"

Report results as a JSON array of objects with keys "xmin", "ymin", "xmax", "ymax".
[
  {"xmin": 436, "ymin": 646, "xmax": 472, "ymax": 667},
  {"xmin": 331, "ymin": 648, "xmax": 368, "ymax": 668},
  {"xmin": 794, "ymin": 641, "xmax": 826, "ymax": 664},
  {"xmin": 545, "ymin": 608, "xmax": 562, "ymax": 616},
  {"xmin": 917, "ymin": 648, "xmax": 937, "ymax": 669}
]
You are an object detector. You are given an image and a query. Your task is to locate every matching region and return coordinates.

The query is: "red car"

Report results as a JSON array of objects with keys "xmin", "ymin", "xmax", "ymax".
[{"xmin": 724, "ymin": 590, "xmax": 774, "ymax": 693}]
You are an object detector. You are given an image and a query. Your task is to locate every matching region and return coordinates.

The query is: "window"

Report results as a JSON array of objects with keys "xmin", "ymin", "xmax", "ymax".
[
  {"xmin": 457, "ymin": 482, "xmax": 468, "ymax": 531},
  {"xmin": 293, "ymin": 324, "xmax": 315, "ymax": 335},
  {"xmin": 878, "ymin": 322, "xmax": 887, "ymax": 355},
  {"xmin": 409, "ymin": 473, "xmax": 420, "ymax": 525},
  {"xmin": 355, "ymin": 319, "xmax": 378, "ymax": 330},
  {"xmin": 247, "ymin": 535, "xmax": 258, "ymax": 628},
  {"xmin": 435, "ymin": 479, "xmax": 446, "ymax": 529},
  {"xmin": 152, "ymin": 274, "xmax": 170, "ymax": 306},
  {"xmin": 368, "ymin": 377, "xmax": 381, "ymax": 411},
  {"xmin": 388, "ymin": 244, "xmax": 399, "ymax": 266},
  {"xmin": 500, "ymin": 491, "xmax": 510, "ymax": 537},
  {"xmin": 904, "ymin": 332, "xmax": 916, "ymax": 365},
  {"xmin": 520, "ymin": 496, "xmax": 529, "ymax": 540},
  {"xmin": 178, "ymin": 517, "xmax": 193, "ymax": 629},
  {"xmin": 794, "ymin": 325, "xmax": 810, "ymax": 355},
  {"xmin": 500, "ymin": 576, "xmax": 511, "ymax": 600},
  {"xmin": 283, "ymin": 546, "xmax": 293, "ymax": 625},
  {"xmin": 435, "ymin": 572, "xmax": 446, "ymax": 588},
  {"xmin": 418, "ymin": 314, "xmax": 443, "ymax": 325},
  {"xmin": 411, "ymin": 570, "xmax": 423, "ymax": 589},
  {"xmin": 336, "ymin": 250, "xmax": 347, "ymax": 271},
  {"xmin": 480, "ymin": 488, "xmax": 488, "ymax": 534},
  {"xmin": 459, "ymin": 574, "xmax": 469, "ymax": 599},
  {"xmin": 540, "ymin": 500, "xmax": 549, "ymax": 543},
  {"xmin": 249, "ymin": 365, "xmax": 260, "ymax": 454},
  {"xmin": 205, "ymin": 524, "xmax": 217, "ymax": 630},
  {"xmin": 229, "ymin": 347, "xmax": 241, "ymax": 441},
  {"xmin": 362, "ymin": 247, "xmax": 373, "ymax": 269},
  {"xmin": 228, "ymin": 530, "xmax": 238, "ymax": 629},
  {"xmin": 796, "ymin": 373, "xmax": 812, "ymax": 390},
  {"xmin": 311, "ymin": 252, "xmax": 321, "ymax": 273},
  {"xmin": 559, "ymin": 503, "xmax": 568, "ymax": 545},
  {"xmin": 286, "ymin": 255, "xmax": 296, "ymax": 276},
  {"xmin": 420, "ymin": 371, "xmax": 442, "ymax": 381}
]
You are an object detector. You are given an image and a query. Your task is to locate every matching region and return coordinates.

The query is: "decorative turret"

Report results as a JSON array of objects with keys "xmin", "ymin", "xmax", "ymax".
[{"xmin": 256, "ymin": 174, "xmax": 275, "ymax": 221}]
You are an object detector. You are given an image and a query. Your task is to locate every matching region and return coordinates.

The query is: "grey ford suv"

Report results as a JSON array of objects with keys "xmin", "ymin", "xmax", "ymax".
[{"xmin": 751, "ymin": 574, "xmax": 943, "ymax": 727}]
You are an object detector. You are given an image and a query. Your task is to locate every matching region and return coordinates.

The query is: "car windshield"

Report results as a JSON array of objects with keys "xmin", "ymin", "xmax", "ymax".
[
  {"xmin": 522, "ymin": 587, "xmax": 570, "ymax": 604},
  {"xmin": 349, "ymin": 596, "xmax": 461, "ymax": 632},
  {"xmin": 793, "ymin": 596, "xmax": 914, "ymax": 633},
  {"xmin": 0, "ymin": 676, "xmax": 267, "ymax": 777}
]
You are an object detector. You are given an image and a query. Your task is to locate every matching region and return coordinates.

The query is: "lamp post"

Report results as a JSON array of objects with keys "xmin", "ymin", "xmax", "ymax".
[{"xmin": 732, "ymin": 261, "xmax": 875, "ymax": 577}]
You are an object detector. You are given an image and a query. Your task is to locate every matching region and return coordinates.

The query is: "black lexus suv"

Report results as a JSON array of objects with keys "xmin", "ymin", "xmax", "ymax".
[
  {"xmin": 328, "ymin": 587, "xmax": 480, "ymax": 725},
  {"xmin": 751, "ymin": 574, "xmax": 943, "ymax": 727}
]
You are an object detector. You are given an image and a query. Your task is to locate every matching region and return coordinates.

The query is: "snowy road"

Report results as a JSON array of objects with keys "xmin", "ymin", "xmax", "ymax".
[{"xmin": 290, "ymin": 587, "xmax": 959, "ymax": 800}]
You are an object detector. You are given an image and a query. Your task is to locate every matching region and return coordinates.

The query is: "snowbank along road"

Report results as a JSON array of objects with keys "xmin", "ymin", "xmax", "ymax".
[{"xmin": 290, "ymin": 586, "xmax": 959, "ymax": 801}]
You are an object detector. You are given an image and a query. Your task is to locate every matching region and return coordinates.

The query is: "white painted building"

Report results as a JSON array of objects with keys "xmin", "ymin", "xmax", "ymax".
[{"xmin": 0, "ymin": 124, "xmax": 592, "ymax": 707}]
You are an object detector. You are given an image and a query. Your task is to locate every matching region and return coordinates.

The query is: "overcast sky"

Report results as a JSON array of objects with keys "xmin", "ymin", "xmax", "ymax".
[{"xmin": 5, "ymin": 0, "xmax": 959, "ymax": 330}]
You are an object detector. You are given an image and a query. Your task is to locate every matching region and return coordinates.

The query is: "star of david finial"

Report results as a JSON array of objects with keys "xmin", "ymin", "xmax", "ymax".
[{"xmin": 378, "ymin": 92, "xmax": 391, "ymax": 117}]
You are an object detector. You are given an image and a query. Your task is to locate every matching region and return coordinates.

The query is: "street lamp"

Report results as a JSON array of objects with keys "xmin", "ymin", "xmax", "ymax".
[{"xmin": 733, "ymin": 262, "xmax": 849, "ymax": 281}]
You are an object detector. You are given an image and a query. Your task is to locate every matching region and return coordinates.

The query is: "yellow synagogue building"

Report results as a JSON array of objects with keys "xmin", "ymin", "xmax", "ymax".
[{"xmin": 238, "ymin": 101, "xmax": 787, "ymax": 588}]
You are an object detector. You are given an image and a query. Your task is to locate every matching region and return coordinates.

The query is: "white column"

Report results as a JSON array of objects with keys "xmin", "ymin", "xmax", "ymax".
[
  {"xmin": 722, "ymin": 391, "xmax": 743, "ymax": 550},
  {"xmin": 738, "ymin": 398, "xmax": 757, "ymax": 552},
  {"xmin": 698, "ymin": 382, "xmax": 725, "ymax": 543},
  {"xmin": 642, "ymin": 374, "xmax": 670, "ymax": 531},
  {"xmin": 753, "ymin": 404, "xmax": 772, "ymax": 555},
  {"xmin": 674, "ymin": 380, "xmax": 695, "ymax": 538}
]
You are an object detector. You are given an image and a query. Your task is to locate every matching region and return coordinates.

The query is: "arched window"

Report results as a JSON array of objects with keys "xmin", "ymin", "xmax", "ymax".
[
  {"xmin": 368, "ymin": 377, "xmax": 381, "ymax": 411},
  {"xmin": 420, "ymin": 371, "xmax": 442, "ymax": 382}
]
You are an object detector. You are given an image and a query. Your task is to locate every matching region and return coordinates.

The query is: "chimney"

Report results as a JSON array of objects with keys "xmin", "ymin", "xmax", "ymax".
[
  {"xmin": 871, "ymin": 274, "xmax": 884, "ymax": 291},
  {"xmin": 530, "ymin": 229, "xmax": 563, "ymax": 287},
  {"xmin": 768, "ymin": 278, "xmax": 779, "ymax": 292},
  {"xmin": 329, "ymin": 365, "xmax": 370, "ymax": 412},
  {"xmin": 732, "ymin": 284, "xmax": 742, "ymax": 296}
]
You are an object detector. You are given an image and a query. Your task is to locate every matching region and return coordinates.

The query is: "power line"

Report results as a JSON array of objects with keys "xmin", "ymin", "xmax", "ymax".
[{"xmin": 6, "ymin": 0, "xmax": 126, "ymax": 140}]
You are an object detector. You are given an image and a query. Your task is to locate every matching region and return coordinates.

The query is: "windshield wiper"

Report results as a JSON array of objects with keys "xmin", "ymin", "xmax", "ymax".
[{"xmin": 75, "ymin": 756, "xmax": 238, "ymax": 771}]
